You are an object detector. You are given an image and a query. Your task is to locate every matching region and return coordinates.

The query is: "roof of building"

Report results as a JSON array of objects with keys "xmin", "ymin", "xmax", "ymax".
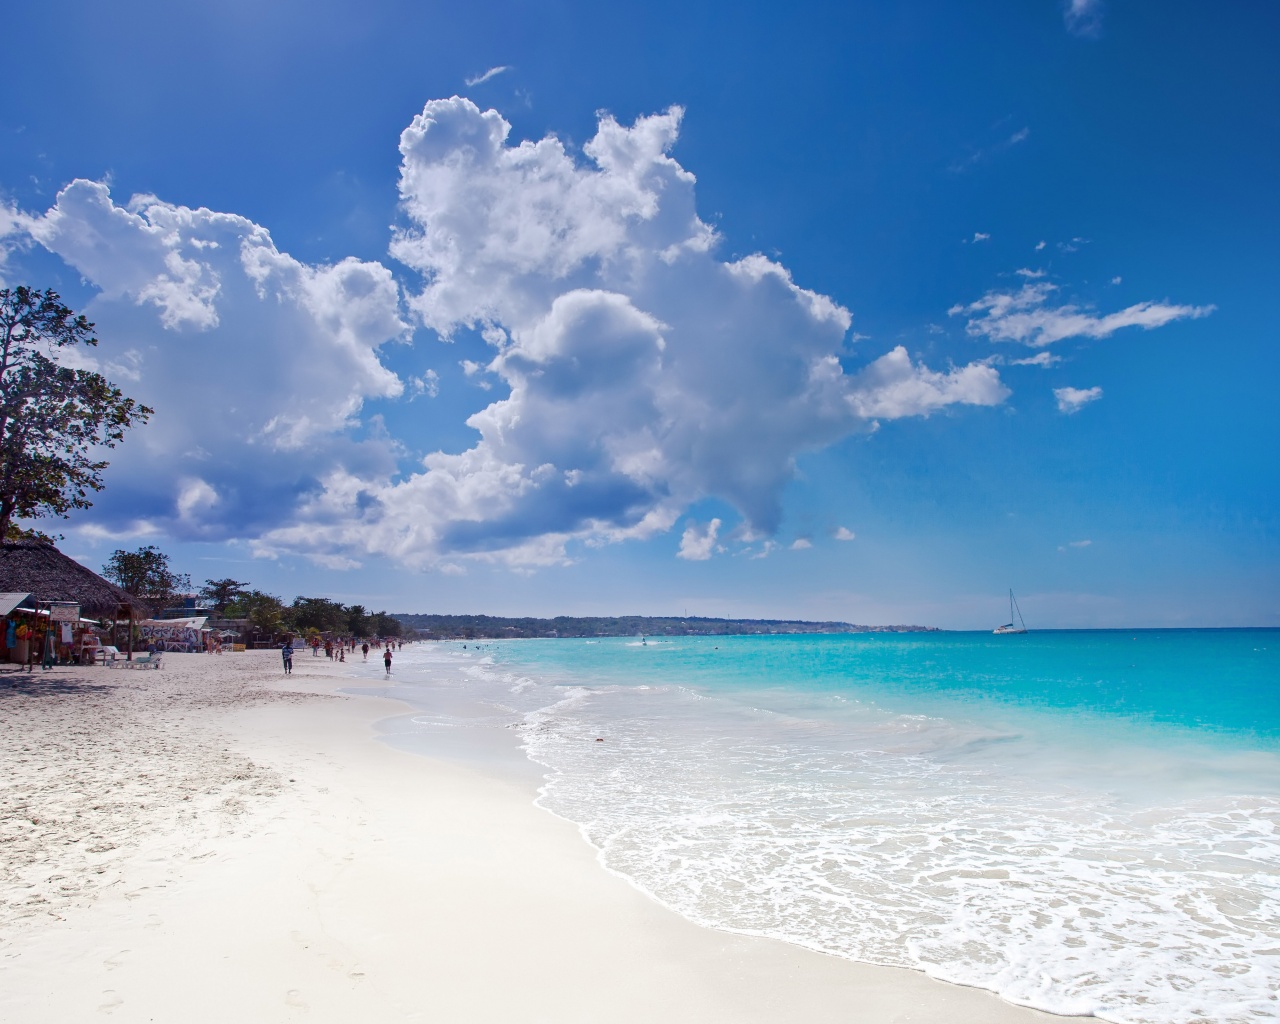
[{"xmin": 0, "ymin": 541, "xmax": 152, "ymax": 619}]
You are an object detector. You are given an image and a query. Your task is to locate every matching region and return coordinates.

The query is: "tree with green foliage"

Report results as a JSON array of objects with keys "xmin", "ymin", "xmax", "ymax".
[
  {"xmin": 345, "ymin": 604, "xmax": 369, "ymax": 636},
  {"xmin": 290, "ymin": 596, "xmax": 348, "ymax": 634},
  {"xmin": 225, "ymin": 590, "xmax": 287, "ymax": 634},
  {"xmin": 200, "ymin": 578, "xmax": 249, "ymax": 615},
  {"xmin": 0, "ymin": 287, "xmax": 153, "ymax": 538},
  {"xmin": 369, "ymin": 611, "xmax": 402, "ymax": 638},
  {"xmin": 103, "ymin": 545, "xmax": 192, "ymax": 608}
]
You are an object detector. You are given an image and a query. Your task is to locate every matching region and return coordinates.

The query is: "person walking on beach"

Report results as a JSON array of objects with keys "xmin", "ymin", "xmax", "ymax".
[
  {"xmin": 281, "ymin": 640, "xmax": 294, "ymax": 675},
  {"xmin": 361, "ymin": 642, "xmax": 369, "ymax": 661},
  {"xmin": 383, "ymin": 646, "xmax": 392, "ymax": 675}
]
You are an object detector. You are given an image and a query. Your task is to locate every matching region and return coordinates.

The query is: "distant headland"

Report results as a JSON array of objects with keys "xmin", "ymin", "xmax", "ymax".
[{"xmin": 392, "ymin": 614, "xmax": 941, "ymax": 639}]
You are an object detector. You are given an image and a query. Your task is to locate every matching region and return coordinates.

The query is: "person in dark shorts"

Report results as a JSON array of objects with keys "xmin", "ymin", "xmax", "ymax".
[
  {"xmin": 362, "ymin": 642, "xmax": 369, "ymax": 661},
  {"xmin": 383, "ymin": 647, "xmax": 392, "ymax": 675},
  {"xmin": 281, "ymin": 640, "xmax": 294, "ymax": 675}
]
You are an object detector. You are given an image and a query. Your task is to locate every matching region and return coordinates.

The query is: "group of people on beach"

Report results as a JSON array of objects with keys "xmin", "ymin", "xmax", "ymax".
[{"xmin": 280, "ymin": 635, "xmax": 404, "ymax": 676}]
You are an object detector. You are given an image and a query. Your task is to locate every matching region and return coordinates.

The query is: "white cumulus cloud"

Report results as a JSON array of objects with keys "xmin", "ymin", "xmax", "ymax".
[
  {"xmin": 16, "ymin": 100, "xmax": 1011, "ymax": 570},
  {"xmin": 845, "ymin": 346, "xmax": 1010, "ymax": 418},
  {"xmin": 1054, "ymin": 386, "xmax": 1103, "ymax": 414},
  {"xmin": 834, "ymin": 526, "xmax": 856, "ymax": 541},
  {"xmin": 20, "ymin": 179, "xmax": 409, "ymax": 541},
  {"xmin": 254, "ymin": 98, "xmax": 1007, "ymax": 568},
  {"xmin": 677, "ymin": 518, "xmax": 721, "ymax": 561}
]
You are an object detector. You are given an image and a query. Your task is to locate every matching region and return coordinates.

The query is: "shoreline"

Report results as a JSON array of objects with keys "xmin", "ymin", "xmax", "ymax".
[{"xmin": 2, "ymin": 651, "xmax": 1069, "ymax": 1022}]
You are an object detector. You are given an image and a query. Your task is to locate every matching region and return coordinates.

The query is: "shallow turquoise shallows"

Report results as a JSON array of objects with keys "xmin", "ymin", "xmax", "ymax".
[
  {"xmin": 488, "ymin": 628, "xmax": 1280, "ymax": 737},
  {"xmin": 375, "ymin": 631, "xmax": 1280, "ymax": 1024}
]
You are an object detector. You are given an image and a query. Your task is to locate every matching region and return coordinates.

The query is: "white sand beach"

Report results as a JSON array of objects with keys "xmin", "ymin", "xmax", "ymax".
[{"xmin": 1, "ymin": 651, "xmax": 1068, "ymax": 1023}]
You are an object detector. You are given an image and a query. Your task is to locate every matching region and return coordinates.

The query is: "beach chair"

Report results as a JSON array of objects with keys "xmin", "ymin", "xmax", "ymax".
[
  {"xmin": 120, "ymin": 651, "xmax": 163, "ymax": 670},
  {"xmin": 95, "ymin": 646, "xmax": 120, "ymax": 666}
]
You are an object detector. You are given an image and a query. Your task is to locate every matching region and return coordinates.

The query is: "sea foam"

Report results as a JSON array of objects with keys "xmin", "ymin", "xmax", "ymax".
[{"xmin": 385, "ymin": 633, "xmax": 1280, "ymax": 1024}]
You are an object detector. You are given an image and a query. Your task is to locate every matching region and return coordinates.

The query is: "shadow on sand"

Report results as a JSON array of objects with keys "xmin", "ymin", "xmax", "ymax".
[{"xmin": 0, "ymin": 667, "xmax": 120, "ymax": 697}]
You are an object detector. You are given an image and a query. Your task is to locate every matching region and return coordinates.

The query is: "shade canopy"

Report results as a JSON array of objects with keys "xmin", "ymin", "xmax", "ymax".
[
  {"xmin": 0, "ymin": 542, "xmax": 152, "ymax": 620},
  {"xmin": 0, "ymin": 592, "xmax": 34, "ymax": 617}
]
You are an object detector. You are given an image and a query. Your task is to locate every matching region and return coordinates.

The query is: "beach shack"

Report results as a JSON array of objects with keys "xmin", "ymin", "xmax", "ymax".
[{"xmin": 0, "ymin": 540, "xmax": 153, "ymax": 666}]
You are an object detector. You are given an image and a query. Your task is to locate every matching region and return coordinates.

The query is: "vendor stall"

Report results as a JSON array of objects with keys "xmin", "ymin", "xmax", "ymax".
[{"xmin": 0, "ymin": 541, "xmax": 152, "ymax": 668}]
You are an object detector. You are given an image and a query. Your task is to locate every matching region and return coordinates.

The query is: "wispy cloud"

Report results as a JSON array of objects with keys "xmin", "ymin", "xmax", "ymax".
[
  {"xmin": 972, "ymin": 232, "xmax": 991, "ymax": 243},
  {"xmin": 408, "ymin": 368, "xmax": 440, "ymax": 399},
  {"xmin": 1034, "ymin": 241, "xmax": 1046, "ymax": 251},
  {"xmin": 951, "ymin": 282, "xmax": 1215, "ymax": 347},
  {"xmin": 1054, "ymin": 386, "xmax": 1103, "ymax": 414},
  {"xmin": 1058, "ymin": 538, "xmax": 1093, "ymax": 551},
  {"xmin": 78, "ymin": 520, "xmax": 161, "ymax": 542},
  {"xmin": 950, "ymin": 127, "xmax": 1031, "ymax": 174},
  {"xmin": 1010, "ymin": 351, "xmax": 1061, "ymax": 368},
  {"xmin": 465, "ymin": 65, "xmax": 511, "ymax": 87},
  {"xmin": 1064, "ymin": 0, "xmax": 1104, "ymax": 38},
  {"xmin": 747, "ymin": 540, "xmax": 779, "ymax": 560}
]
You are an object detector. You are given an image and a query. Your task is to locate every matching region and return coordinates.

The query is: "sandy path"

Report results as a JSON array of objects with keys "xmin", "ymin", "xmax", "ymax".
[{"xmin": 0, "ymin": 653, "xmax": 330, "ymax": 941}]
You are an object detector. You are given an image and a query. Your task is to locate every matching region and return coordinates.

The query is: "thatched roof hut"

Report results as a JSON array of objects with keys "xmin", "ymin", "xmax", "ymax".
[{"xmin": 0, "ymin": 540, "xmax": 152, "ymax": 620}]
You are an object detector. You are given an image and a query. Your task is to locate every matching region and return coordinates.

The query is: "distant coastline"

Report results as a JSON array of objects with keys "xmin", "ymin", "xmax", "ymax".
[{"xmin": 392, "ymin": 613, "xmax": 941, "ymax": 639}]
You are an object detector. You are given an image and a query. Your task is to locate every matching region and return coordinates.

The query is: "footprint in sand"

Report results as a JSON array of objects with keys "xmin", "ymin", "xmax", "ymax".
[
  {"xmin": 97, "ymin": 990, "xmax": 123, "ymax": 1013},
  {"xmin": 285, "ymin": 988, "xmax": 308, "ymax": 1010},
  {"xmin": 103, "ymin": 950, "xmax": 130, "ymax": 971}
]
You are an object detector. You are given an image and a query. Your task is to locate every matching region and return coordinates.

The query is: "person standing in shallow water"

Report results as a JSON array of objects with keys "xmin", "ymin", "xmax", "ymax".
[{"xmin": 383, "ymin": 647, "xmax": 392, "ymax": 675}]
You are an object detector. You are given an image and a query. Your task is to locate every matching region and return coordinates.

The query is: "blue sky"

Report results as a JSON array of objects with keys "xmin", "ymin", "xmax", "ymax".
[{"xmin": 1, "ymin": 0, "xmax": 1276, "ymax": 628}]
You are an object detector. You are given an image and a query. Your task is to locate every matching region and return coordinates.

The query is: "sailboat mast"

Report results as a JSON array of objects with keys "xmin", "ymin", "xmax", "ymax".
[{"xmin": 1011, "ymin": 590, "xmax": 1027, "ymax": 631}]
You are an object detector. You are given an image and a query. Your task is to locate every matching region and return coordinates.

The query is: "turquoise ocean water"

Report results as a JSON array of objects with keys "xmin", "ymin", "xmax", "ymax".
[{"xmin": 364, "ymin": 630, "xmax": 1280, "ymax": 1024}]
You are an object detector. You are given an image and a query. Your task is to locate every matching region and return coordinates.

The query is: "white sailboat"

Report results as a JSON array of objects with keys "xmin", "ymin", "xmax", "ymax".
[{"xmin": 993, "ymin": 589, "xmax": 1028, "ymax": 635}]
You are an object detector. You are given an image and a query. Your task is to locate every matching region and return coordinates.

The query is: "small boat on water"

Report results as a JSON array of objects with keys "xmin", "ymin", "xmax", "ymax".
[{"xmin": 993, "ymin": 589, "xmax": 1028, "ymax": 634}]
